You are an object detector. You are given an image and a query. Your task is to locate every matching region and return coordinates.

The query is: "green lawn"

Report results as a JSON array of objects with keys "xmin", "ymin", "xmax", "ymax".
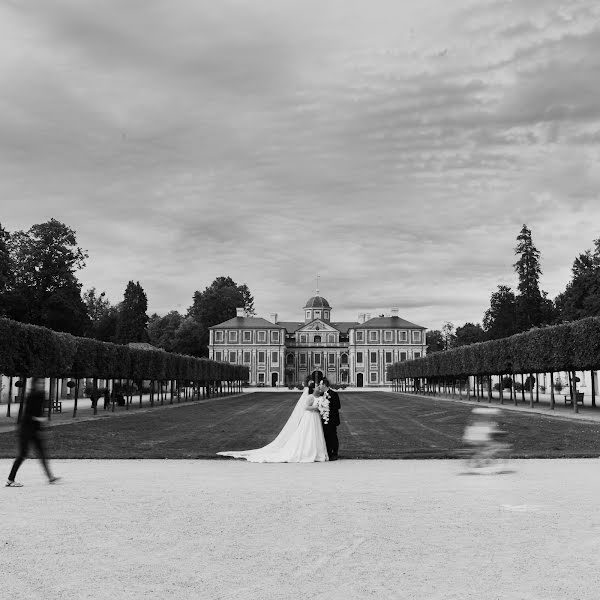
[{"xmin": 1, "ymin": 391, "xmax": 599, "ymax": 459}]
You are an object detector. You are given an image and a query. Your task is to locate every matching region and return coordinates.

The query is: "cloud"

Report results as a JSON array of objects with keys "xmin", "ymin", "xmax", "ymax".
[{"xmin": 1, "ymin": 0, "xmax": 600, "ymax": 331}]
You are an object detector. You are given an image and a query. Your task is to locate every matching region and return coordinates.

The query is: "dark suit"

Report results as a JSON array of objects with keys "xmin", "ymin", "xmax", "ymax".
[{"xmin": 321, "ymin": 388, "xmax": 341, "ymax": 458}]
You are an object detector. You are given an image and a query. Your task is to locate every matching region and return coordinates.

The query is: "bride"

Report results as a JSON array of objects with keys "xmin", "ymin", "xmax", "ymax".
[{"xmin": 217, "ymin": 381, "xmax": 328, "ymax": 463}]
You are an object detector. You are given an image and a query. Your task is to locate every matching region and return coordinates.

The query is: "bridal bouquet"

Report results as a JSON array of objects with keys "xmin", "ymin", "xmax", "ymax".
[{"xmin": 315, "ymin": 392, "xmax": 330, "ymax": 424}]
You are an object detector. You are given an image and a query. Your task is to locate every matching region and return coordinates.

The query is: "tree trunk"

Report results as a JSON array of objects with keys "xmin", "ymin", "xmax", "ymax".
[
  {"xmin": 550, "ymin": 371, "xmax": 555, "ymax": 410},
  {"xmin": 7, "ymin": 376, "xmax": 12, "ymax": 418},
  {"xmin": 591, "ymin": 370, "xmax": 596, "ymax": 408},
  {"xmin": 529, "ymin": 373, "xmax": 534, "ymax": 408}
]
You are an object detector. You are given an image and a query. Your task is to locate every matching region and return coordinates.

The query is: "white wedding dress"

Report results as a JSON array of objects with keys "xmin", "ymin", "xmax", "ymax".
[{"xmin": 217, "ymin": 388, "xmax": 329, "ymax": 463}]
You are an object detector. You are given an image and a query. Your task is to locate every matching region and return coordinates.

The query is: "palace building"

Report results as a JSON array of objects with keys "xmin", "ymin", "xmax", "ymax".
[{"xmin": 208, "ymin": 295, "xmax": 427, "ymax": 387}]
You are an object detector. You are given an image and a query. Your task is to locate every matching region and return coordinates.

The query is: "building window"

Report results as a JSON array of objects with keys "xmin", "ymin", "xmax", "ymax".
[
  {"xmin": 314, "ymin": 335, "xmax": 321, "ymax": 343},
  {"xmin": 243, "ymin": 331, "xmax": 252, "ymax": 343},
  {"xmin": 385, "ymin": 351, "xmax": 392, "ymax": 363},
  {"xmin": 315, "ymin": 310, "xmax": 321, "ymax": 319},
  {"xmin": 324, "ymin": 311, "xmax": 329, "ymax": 320},
  {"xmin": 412, "ymin": 331, "xmax": 421, "ymax": 343},
  {"xmin": 299, "ymin": 353, "xmax": 307, "ymax": 365},
  {"xmin": 228, "ymin": 331, "xmax": 238, "ymax": 343},
  {"xmin": 300, "ymin": 334, "xmax": 307, "ymax": 343},
  {"xmin": 327, "ymin": 333, "xmax": 335, "ymax": 343},
  {"xmin": 341, "ymin": 353, "xmax": 348, "ymax": 365},
  {"xmin": 385, "ymin": 331, "xmax": 393, "ymax": 342},
  {"xmin": 370, "ymin": 352, "xmax": 377, "ymax": 364},
  {"xmin": 400, "ymin": 352, "xmax": 407, "ymax": 361},
  {"xmin": 258, "ymin": 351, "xmax": 265, "ymax": 363},
  {"xmin": 243, "ymin": 352, "xmax": 251, "ymax": 363},
  {"xmin": 258, "ymin": 373, "xmax": 265, "ymax": 383},
  {"xmin": 229, "ymin": 351, "xmax": 236, "ymax": 363},
  {"xmin": 271, "ymin": 351, "xmax": 279, "ymax": 364},
  {"xmin": 314, "ymin": 354, "xmax": 321, "ymax": 365},
  {"xmin": 369, "ymin": 331, "xmax": 378, "ymax": 342},
  {"xmin": 215, "ymin": 331, "xmax": 224, "ymax": 342},
  {"xmin": 287, "ymin": 354, "xmax": 294, "ymax": 365},
  {"xmin": 399, "ymin": 330, "xmax": 407, "ymax": 342},
  {"xmin": 356, "ymin": 352, "xmax": 363, "ymax": 364},
  {"xmin": 305, "ymin": 311, "xmax": 311, "ymax": 319},
  {"xmin": 215, "ymin": 351, "xmax": 222, "ymax": 361},
  {"xmin": 258, "ymin": 331, "xmax": 266, "ymax": 343},
  {"xmin": 328, "ymin": 353, "xmax": 335, "ymax": 365},
  {"xmin": 370, "ymin": 372, "xmax": 377, "ymax": 383},
  {"xmin": 414, "ymin": 352, "xmax": 421, "ymax": 359},
  {"xmin": 271, "ymin": 331, "xmax": 279, "ymax": 343},
  {"xmin": 356, "ymin": 331, "xmax": 364, "ymax": 342}
]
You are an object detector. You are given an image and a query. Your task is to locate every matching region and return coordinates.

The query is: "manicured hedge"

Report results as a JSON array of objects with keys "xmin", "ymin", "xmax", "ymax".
[
  {"xmin": 0, "ymin": 318, "xmax": 248, "ymax": 382},
  {"xmin": 387, "ymin": 316, "xmax": 600, "ymax": 380}
]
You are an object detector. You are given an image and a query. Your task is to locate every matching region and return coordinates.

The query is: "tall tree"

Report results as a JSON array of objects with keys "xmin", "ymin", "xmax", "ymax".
[
  {"xmin": 483, "ymin": 285, "xmax": 518, "ymax": 340},
  {"xmin": 513, "ymin": 224, "xmax": 554, "ymax": 330},
  {"xmin": 148, "ymin": 310, "xmax": 184, "ymax": 352},
  {"xmin": 555, "ymin": 239, "xmax": 600, "ymax": 322},
  {"xmin": 454, "ymin": 322, "xmax": 486, "ymax": 347},
  {"xmin": 4, "ymin": 219, "xmax": 89, "ymax": 333},
  {"xmin": 116, "ymin": 281, "xmax": 149, "ymax": 343},
  {"xmin": 187, "ymin": 276, "xmax": 255, "ymax": 356},
  {"xmin": 0, "ymin": 222, "xmax": 11, "ymax": 316},
  {"xmin": 172, "ymin": 317, "xmax": 204, "ymax": 356},
  {"xmin": 441, "ymin": 321, "xmax": 456, "ymax": 350},
  {"xmin": 426, "ymin": 330, "xmax": 445, "ymax": 353},
  {"xmin": 83, "ymin": 287, "xmax": 119, "ymax": 341}
]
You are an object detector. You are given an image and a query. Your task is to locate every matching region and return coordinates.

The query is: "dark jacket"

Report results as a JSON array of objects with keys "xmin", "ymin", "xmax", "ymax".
[
  {"xmin": 21, "ymin": 390, "xmax": 46, "ymax": 432},
  {"xmin": 324, "ymin": 388, "xmax": 341, "ymax": 427}
]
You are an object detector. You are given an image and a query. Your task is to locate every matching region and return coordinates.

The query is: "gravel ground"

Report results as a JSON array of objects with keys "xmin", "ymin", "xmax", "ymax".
[{"xmin": 3, "ymin": 458, "xmax": 600, "ymax": 599}]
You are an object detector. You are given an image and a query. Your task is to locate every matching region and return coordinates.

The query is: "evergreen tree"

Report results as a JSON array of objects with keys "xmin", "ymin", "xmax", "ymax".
[
  {"xmin": 513, "ymin": 224, "xmax": 554, "ymax": 330},
  {"xmin": 116, "ymin": 281, "xmax": 149, "ymax": 343},
  {"xmin": 483, "ymin": 285, "xmax": 518, "ymax": 339},
  {"xmin": 83, "ymin": 287, "xmax": 119, "ymax": 341}
]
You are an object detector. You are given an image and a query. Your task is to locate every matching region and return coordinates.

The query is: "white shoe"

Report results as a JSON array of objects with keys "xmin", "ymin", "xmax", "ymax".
[{"xmin": 6, "ymin": 480, "xmax": 23, "ymax": 487}]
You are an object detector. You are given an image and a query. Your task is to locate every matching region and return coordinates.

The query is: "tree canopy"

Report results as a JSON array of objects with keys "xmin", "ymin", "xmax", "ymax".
[
  {"xmin": 116, "ymin": 281, "xmax": 149, "ymax": 343},
  {"xmin": 187, "ymin": 276, "xmax": 255, "ymax": 356}
]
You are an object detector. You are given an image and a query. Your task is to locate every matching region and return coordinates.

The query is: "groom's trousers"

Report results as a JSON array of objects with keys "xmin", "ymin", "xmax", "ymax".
[{"xmin": 322, "ymin": 423, "xmax": 339, "ymax": 458}]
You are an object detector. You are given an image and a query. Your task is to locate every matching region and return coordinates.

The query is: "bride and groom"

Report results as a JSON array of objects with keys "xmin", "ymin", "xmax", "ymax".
[{"xmin": 217, "ymin": 378, "xmax": 341, "ymax": 463}]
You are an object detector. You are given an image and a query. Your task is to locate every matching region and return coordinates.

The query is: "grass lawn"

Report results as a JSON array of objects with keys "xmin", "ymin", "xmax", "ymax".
[{"xmin": 1, "ymin": 391, "xmax": 600, "ymax": 459}]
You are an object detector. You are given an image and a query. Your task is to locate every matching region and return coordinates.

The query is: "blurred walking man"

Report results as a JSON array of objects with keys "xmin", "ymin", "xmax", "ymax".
[{"xmin": 6, "ymin": 378, "xmax": 60, "ymax": 487}]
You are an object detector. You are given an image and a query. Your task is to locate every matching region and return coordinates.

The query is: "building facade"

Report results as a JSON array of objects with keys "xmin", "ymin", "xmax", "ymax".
[{"xmin": 208, "ymin": 295, "xmax": 427, "ymax": 387}]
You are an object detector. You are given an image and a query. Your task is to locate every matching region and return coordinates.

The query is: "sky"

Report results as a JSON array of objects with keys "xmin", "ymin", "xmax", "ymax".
[{"xmin": 2, "ymin": 0, "xmax": 600, "ymax": 331}]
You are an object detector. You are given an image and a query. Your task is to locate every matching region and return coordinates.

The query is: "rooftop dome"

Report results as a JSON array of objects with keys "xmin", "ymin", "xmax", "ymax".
[{"xmin": 304, "ymin": 295, "xmax": 331, "ymax": 309}]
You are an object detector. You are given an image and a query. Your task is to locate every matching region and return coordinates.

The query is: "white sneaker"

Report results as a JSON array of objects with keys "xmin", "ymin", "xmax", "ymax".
[{"xmin": 6, "ymin": 480, "xmax": 23, "ymax": 487}]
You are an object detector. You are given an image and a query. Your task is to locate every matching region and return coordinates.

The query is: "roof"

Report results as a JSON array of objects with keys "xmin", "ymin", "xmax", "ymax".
[
  {"xmin": 304, "ymin": 295, "xmax": 330, "ymax": 308},
  {"xmin": 278, "ymin": 321, "xmax": 304, "ymax": 334},
  {"xmin": 331, "ymin": 322, "xmax": 358, "ymax": 335},
  {"xmin": 353, "ymin": 316, "xmax": 426, "ymax": 330},
  {"xmin": 210, "ymin": 316, "xmax": 284, "ymax": 329}
]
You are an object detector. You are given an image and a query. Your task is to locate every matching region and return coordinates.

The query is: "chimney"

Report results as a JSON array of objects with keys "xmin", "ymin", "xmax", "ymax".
[
  {"xmin": 270, "ymin": 312, "xmax": 278, "ymax": 324},
  {"xmin": 391, "ymin": 308, "xmax": 399, "ymax": 318},
  {"xmin": 236, "ymin": 308, "xmax": 245, "ymax": 318}
]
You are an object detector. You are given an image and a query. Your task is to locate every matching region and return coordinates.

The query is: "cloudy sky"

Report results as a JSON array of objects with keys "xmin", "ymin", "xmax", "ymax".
[{"xmin": 2, "ymin": 0, "xmax": 600, "ymax": 331}]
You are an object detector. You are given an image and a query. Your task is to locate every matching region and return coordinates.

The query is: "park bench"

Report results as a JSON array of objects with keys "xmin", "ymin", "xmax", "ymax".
[
  {"xmin": 52, "ymin": 400, "xmax": 62, "ymax": 413},
  {"xmin": 563, "ymin": 392, "xmax": 584, "ymax": 406}
]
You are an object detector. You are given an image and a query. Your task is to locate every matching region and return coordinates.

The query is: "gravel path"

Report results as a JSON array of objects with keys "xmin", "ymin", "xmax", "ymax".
[{"xmin": 4, "ymin": 458, "xmax": 600, "ymax": 599}]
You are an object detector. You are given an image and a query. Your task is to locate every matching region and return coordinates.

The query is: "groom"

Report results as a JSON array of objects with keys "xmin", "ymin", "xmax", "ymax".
[{"xmin": 319, "ymin": 378, "xmax": 341, "ymax": 461}]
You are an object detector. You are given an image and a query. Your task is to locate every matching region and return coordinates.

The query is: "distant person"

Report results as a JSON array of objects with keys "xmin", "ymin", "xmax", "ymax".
[
  {"xmin": 103, "ymin": 388, "xmax": 110, "ymax": 410},
  {"xmin": 462, "ymin": 407, "xmax": 509, "ymax": 469},
  {"xmin": 6, "ymin": 378, "xmax": 60, "ymax": 487}
]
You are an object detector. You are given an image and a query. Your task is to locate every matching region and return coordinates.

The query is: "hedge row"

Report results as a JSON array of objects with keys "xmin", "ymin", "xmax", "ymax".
[
  {"xmin": 387, "ymin": 316, "xmax": 600, "ymax": 379},
  {"xmin": 0, "ymin": 317, "xmax": 248, "ymax": 382}
]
